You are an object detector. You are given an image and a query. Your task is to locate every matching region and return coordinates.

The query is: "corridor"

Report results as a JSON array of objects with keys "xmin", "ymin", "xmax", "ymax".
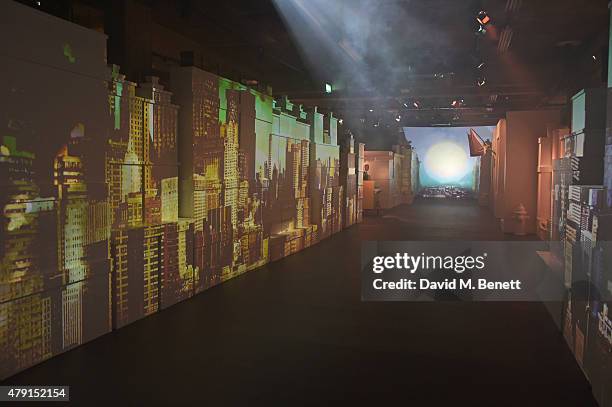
[{"xmin": 3, "ymin": 200, "xmax": 596, "ymax": 406}]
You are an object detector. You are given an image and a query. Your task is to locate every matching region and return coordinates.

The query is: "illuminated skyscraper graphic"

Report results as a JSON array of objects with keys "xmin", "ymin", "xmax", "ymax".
[
  {"xmin": 138, "ymin": 76, "xmax": 179, "ymax": 224},
  {"xmin": 0, "ymin": 1, "xmax": 363, "ymax": 379},
  {"xmin": 107, "ymin": 68, "xmax": 145, "ymax": 228},
  {"xmin": 0, "ymin": 136, "xmax": 58, "ymax": 377},
  {"xmin": 341, "ymin": 133, "xmax": 358, "ymax": 228},
  {"xmin": 2, "ymin": 0, "xmax": 113, "ymax": 377},
  {"xmin": 160, "ymin": 219, "xmax": 195, "ymax": 309}
]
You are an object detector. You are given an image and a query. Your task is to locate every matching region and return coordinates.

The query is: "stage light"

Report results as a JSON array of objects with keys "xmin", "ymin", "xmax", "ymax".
[
  {"xmin": 474, "ymin": 16, "xmax": 487, "ymax": 36},
  {"xmin": 338, "ymin": 118, "xmax": 344, "ymax": 125},
  {"xmin": 403, "ymin": 102, "xmax": 409, "ymax": 108},
  {"xmin": 451, "ymin": 99, "xmax": 464, "ymax": 108},
  {"xmin": 477, "ymin": 11, "xmax": 491, "ymax": 26},
  {"xmin": 373, "ymin": 120, "xmax": 380, "ymax": 128},
  {"xmin": 325, "ymin": 83, "xmax": 332, "ymax": 94},
  {"xmin": 395, "ymin": 114, "xmax": 401, "ymax": 122},
  {"xmin": 477, "ymin": 77, "xmax": 486, "ymax": 87},
  {"xmin": 476, "ymin": 62, "xmax": 486, "ymax": 70},
  {"xmin": 413, "ymin": 101, "xmax": 421, "ymax": 109},
  {"xmin": 369, "ymin": 108, "xmax": 374, "ymax": 112}
]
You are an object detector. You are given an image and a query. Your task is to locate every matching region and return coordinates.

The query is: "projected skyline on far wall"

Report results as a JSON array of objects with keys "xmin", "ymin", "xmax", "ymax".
[{"xmin": 402, "ymin": 126, "xmax": 494, "ymax": 190}]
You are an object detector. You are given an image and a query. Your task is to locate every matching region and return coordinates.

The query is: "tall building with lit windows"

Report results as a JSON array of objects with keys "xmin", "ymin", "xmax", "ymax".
[
  {"xmin": 160, "ymin": 220, "xmax": 195, "ymax": 309},
  {"xmin": 111, "ymin": 226, "xmax": 153, "ymax": 329},
  {"xmin": 138, "ymin": 76, "xmax": 178, "ymax": 165},
  {"xmin": 107, "ymin": 66, "xmax": 146, "ymax": 228},
  {"xmin": 0, "ymin": 135, "xmax": 58, "ymax": 377},
  {"xmin": 142, "ymin": 225, "xmax": 162, "ymax": 316},
  {"xmin": 223, "ymin": 90, "xmax": 240, "ymax": 230},
  {"xmin": 55, "ymin": 136, "xmax": 88, "ymax": 349},
  {"xmin": 138, "ymin": 76, "xmax": 179, "ymax": 224},
  {"xmin": 161, "ymin": 177, "xmax": 178, "ymax": 223}
]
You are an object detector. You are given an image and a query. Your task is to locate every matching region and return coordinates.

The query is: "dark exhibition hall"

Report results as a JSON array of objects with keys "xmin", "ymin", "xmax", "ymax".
[{"xmin": 2, "ymin": 0, "xmax": 612, "ymax": 405}]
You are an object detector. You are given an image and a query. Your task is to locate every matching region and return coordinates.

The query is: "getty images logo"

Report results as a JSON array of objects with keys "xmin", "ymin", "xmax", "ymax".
[{"xmin": 372, "ymin": 253, "xmax": 488, "ymax": 274}]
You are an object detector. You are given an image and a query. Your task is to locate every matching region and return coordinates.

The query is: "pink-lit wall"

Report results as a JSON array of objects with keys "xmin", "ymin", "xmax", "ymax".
[{"xmin": 492, "ymin": 111, "xmax": 561, "ymax": 234}]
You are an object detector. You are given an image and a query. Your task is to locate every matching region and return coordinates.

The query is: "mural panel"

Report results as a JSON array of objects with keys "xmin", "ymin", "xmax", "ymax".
[
  {"xmin": 0, "ymin": 1, "xmax": 362, "ymax": 380},
  {"xmin": 1, "ymin": 1, "xmax": 112, "ymax": 379}
]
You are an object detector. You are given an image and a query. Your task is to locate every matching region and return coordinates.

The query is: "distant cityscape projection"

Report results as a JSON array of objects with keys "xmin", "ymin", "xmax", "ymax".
[{"xmin": 403, "ymin": 126, "xmax": 494, "ymax": 198}]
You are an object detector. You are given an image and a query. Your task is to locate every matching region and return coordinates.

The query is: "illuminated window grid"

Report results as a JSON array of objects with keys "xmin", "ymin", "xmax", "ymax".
[
  {"xmin": 113, "ymin": 231, "xmax": 129, "ymax": 325},
  {"xmin": 143, "ymin": 225, "xmax": 162, "ymax": 316},
  {"xmin": 62, "ymin": 282, "xmax": 83, "ymax": 348}
]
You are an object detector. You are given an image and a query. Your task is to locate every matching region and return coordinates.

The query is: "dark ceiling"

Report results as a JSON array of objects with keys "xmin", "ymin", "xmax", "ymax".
[
  {"xmin": 22, "ymin": 0, "xmax": 611, "ymax": 132},
  {"xmin": 152, "ymin": 0, "xmax": 609, "ymax": 130}
]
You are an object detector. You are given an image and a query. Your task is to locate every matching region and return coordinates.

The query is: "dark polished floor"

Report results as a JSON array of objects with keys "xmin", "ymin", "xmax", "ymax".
[{"xmin": 3, "ymin": 199, "xmax": 596, "ymax": 406}]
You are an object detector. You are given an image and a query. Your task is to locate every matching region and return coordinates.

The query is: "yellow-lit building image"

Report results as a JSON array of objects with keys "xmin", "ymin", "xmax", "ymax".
[{"xmin": 0, "ymin": 1, "xmax": 362, "ymax": 380}]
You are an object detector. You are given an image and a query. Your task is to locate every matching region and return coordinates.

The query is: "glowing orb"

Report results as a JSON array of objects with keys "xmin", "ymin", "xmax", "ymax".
[{"xmin": 423, "ymin": 142, "xmax": 469, "ymax": 182}]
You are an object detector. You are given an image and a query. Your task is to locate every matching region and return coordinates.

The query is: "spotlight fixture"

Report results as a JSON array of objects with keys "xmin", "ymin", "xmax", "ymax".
[
  {"xmin": 369, "ymin": 108, "xmax": 374, "ymax": 112},
  {"xmin": 477, "ymin": 77, "xmax": 486, "ymax": 87},
  {"xmin": 338, "ymin": 118, "xmax": 344, "ymax": 125},
  {"xmin": 373, "ymin": 120, "xmax": 380, "ymax": 128},
  {"xmin": 477, "ymin": 11, "xmax": 491, "ymax": 26},
  {"xmin": 476, "ymin": 62, "xmax": 486, "ymax": 70},
  {"xmin": 402, "ymin": 101, "xmax": 409, "ymax": 108},
  {"xmin": 324, "ymin": 83, "xmax": 332, "ymax": 94},
  {"xmin": 395, "ymin": 114, "xmax": 402, "ymax": 122},
  {"xmin": 413, "ymin": 101, "xmax": 421, "ymax": 109},
  {"xmin": 451, "ymin": 99, "xmax": 464, "ymax": 108}
]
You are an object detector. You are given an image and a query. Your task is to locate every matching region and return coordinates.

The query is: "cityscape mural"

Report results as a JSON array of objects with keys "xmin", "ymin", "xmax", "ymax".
[{"xmin": 0, "ymin": 1, "xmax": 362, "ymax": 379}]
